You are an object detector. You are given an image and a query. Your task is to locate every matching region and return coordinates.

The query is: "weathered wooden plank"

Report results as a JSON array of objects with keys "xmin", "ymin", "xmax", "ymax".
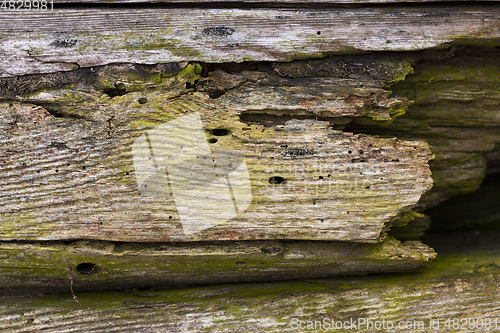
[
  {"xmin": 0, "ymin": 245, "xmax": 498, "ymax": 332},
  {"xmin": 1, "ymin": 6, "xmax": 499, "ymax": 77},
  {"xmin": 0, "ymin": 62, "xmax": 432, "ymax": 242},
  {"xmin": 0, "ymin": 237, "xmax": 435, "ymax": 296}
]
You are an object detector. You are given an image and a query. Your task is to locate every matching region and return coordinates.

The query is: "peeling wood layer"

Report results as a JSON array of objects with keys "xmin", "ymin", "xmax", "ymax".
[{"xmin": 1, "ymin": 6, "xmax": 500, "ymax": 77}]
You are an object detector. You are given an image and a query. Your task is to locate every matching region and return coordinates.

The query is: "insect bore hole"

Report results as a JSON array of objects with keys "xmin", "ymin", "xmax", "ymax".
[{"xmin": 269, "ymin": 176, "xmax": 287, "ymax": 185}]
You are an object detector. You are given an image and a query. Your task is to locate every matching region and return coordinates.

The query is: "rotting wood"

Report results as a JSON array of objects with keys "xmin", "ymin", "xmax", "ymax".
[
  {"xmin": 0, "ymin": 61, "xmax": 433, "ymax": 243},
  {"xmin": 0, "ymin": 237, "xmax": 435, "ymax": 296},
  {"xmin": 0, "ymin": 245, "xmax": 498, "ymax": 332},
  {"xmin": 343, "ymin": 46, "xmax": 500, "ymax": 210},
  {"xmin": 1, "ymin": 6, "xmax": 500, "ymax": 77}
]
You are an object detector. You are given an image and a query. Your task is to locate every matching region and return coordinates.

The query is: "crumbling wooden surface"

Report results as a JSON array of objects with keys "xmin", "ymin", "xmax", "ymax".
[
  {"xmin": 1, "ymin": 3, "xmax": 499, "ymax": 321},
  {"xmin": 347, "ymin": 46, "xmax": 500, "ymax": 210},
  {"xmin": 0, "ymin": 61, "xmax": 432, "ymax": 243},
  {"xmin": 1, "ymin": 5, "xmax": 500, "ymax": 77}
]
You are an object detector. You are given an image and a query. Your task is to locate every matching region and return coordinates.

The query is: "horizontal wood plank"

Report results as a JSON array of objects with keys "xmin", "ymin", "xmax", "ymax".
[
  {"xmin": 1, "ymin": 6, "xmax": 499, "ymax": 77},
  {"xmin": 0, "ymin": 63, "xmax": 432, "ymax": 243},
  {"xmin": 0, "ymin": 237, "xmax": 435, "ymax": 296}
]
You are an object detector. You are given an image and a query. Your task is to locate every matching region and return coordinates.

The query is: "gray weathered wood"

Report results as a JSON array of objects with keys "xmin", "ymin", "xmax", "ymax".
[{"xmin": 1, "ymin": 6, "xmax": 499, "ymax": 77}]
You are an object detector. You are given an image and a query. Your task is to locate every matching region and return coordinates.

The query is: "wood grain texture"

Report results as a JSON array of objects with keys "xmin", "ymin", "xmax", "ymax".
[
  {"xmin": 1, "ymin": 6, "xmax": 499, "ymax": 77},
  {"xmin": 0, "ymin": 62, "xmax": 432, "ymax": 243},
  {"xmin": 0, "ymin": 237, "xmax": 435, "ymax": 296},
  {"xmin": 0, "ymin": 245, "xmax": 498, "ymax": 332},
  {"xmin": 347, "ymin": 47, "xmax": 500, "ymax": 210}
]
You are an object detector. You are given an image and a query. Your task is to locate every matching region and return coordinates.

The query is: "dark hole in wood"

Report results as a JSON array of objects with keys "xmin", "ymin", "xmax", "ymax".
[
  {"xmin": 269, "ymin": 176, "xmax": 286, "ymax": 185},
  {"xmin": 186, "ymin": 81, "xmax": 198, "ymax": 89},
  {"xmin": 208, "ymin": 89, "xmax": 225, "ymax": 99},
  {"xmin": 319, "ymin": 176, "xmax": 323, "ymax": 180},
  {"xmin": 317, "ymin": 31, "xmax": 321, "ymax": 35},
  {"xmin": 359, "ymin": 150, "xmax": 364, "ymax": 154},
  {"xmin": 209, "ymin": 138, "xmax": 218, "ymax": 143},
  {"xmin": 212, "ymin": 128, "xmax": 229, "ymax": 136},
  {"xmin": 76, "ymin": 263, "xmax": 96, "ymax": 275},
  {"xmin": 125, "ymin": 172, "xmax": 129, "ymax": 175},
  {"xmin": 348, "ymin": 150, "xmax": 352, "ymax": 154},
  {"xmin": 138, "ymin": 97, "xmax": 148, "ymax": 104},
  {"xmin": 103, "ymin": 87, "xmax": 127, "ymax": 97}
]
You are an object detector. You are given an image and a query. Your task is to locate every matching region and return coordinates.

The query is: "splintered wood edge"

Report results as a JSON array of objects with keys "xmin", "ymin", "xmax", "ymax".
[{"xmin": 1, "ymin": 6, "xmax": 499, "ymax": 77}]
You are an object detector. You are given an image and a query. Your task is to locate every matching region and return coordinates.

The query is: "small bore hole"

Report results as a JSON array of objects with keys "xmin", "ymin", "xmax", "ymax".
[
  {"xmin": 212, "ymin": 128, "xmax": 229, "ymax": 136},
  {"xmin": 359, "ymin": 150, "xmax": 364, "ymax": 154},
  {"xmin": 55, "ymin": 169, "xmax": 59, "ymax": 173},
  {"xmin": 269, "ymin": 176, "xmax": 287, "ymax": 185},
  {"xmin": 76, "ymin": 263, "xmax": 96, "ymax": 275},
  {"xmin": 103, "ymin": 87, "xmax": 127, "ymax": 97},
  {"xmin": 209, "ymin": 138, "xmax": 218, "ymax": 144},
  {"xmin": 169, "ymin": 215, "xmax": 173, "ymax": 219},
  {"xmin": 319, "ymin": 176, "xmax": 323, "ymax": 180},
  {"xmin": 138, "ymin": 97, "xmax": 148, "ymax": 104},
  {"xmin": 317, "ymin": 31, "xmax": 321, "ymax": 35},
  {"xmin": 348, "ymin": 150, "xmax": 352, "ymax": 154},
  {"xmin": 125, "ymin": 172, "xmax": 129, "ymax": 176}
]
